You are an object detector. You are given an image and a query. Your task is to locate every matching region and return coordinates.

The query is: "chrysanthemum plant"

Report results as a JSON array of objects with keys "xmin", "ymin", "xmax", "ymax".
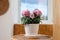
[{"xmin": 21, "ymin": 9, "xmax": 42, "ymax": 24}]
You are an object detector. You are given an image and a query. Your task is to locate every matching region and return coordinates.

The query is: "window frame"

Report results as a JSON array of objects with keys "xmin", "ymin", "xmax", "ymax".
[{"xmin": 18, "ymin": 0, "xmax": 53, "ymax": 24}]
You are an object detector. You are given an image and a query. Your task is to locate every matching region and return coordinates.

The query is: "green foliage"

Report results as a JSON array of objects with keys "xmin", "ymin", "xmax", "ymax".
[{"xmin": 21, "ymin": 14, "xmax": 41, "ymax": 24}]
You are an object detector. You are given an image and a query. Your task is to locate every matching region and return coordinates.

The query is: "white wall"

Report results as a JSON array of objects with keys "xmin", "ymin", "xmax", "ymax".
[{"xmin": 0, "ymin": 0, "xmax": 18, "ymax": 40}]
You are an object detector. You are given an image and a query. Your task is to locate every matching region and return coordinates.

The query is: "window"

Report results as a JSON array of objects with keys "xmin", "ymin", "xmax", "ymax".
[
  {"xmin": 14, "ymin": 0, "xmax": 53, "ymax": 24},
  {"xmin": 20, "ymin": 0, "xmax": 48, "ymax": 20}
]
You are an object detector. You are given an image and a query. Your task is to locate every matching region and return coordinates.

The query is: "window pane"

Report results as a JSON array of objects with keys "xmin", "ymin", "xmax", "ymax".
[{"xmin": 20, "ymin": 0, "xmax": 48, "ymax": 20}]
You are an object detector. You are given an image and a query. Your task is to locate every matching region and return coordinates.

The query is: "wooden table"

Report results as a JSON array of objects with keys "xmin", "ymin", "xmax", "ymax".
[{"xmin": 11, "ymin": 34, "xmax": 52, "ymax": 40}]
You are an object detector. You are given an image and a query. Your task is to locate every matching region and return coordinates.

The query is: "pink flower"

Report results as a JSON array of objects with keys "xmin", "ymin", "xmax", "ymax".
[
  {"xmin": 33, "ymin": 9, "xmax": 42, "ymax": 16},
  {"xmin": 22, "ymin": 9, "xmax": 30, "ymax": 17},
  {"xmin": 30, "ymin": 13, "xmax": 34, "ymax": 19}
]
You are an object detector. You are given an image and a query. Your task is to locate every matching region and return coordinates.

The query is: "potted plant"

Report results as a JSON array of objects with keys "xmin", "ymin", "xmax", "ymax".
[{"xmin": 21, "ymin": 9, "xmax": 42, "ymax": 36}]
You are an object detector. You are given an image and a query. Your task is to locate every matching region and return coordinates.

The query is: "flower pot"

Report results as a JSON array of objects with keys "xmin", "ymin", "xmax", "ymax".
[{"xmin": 24, "ymin": 24, "xmax": 39, "ymax": 36}]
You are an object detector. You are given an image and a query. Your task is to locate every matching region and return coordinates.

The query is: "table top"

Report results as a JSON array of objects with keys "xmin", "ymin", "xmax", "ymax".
[{"xmin": 11, "ymin": 34, "xmax": 52, "ymax": 40}]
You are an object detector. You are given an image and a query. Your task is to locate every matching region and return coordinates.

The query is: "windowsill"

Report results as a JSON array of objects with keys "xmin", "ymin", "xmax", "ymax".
[
  {"xmin": 14, "ymin": 20, "xmax": 53, "ymax": 25},
  {"xmin": 14, "ymin": 23, "xmax": 53, "ymax": 25}
]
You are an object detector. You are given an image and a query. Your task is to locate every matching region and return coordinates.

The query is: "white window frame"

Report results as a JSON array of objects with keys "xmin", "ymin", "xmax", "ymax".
[
  {"xmin": 41, "ymin": 0, "xmax": 53, "ymax": 24},
  {"xmin": 14, "ymin": 0, "xmax": 53, "ymax": 24}
]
